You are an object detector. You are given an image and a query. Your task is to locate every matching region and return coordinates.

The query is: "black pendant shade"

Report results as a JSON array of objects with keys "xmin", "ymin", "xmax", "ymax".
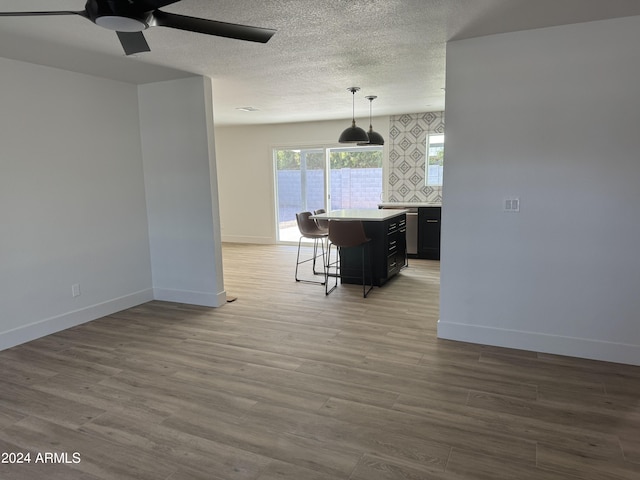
[
  {"xmin": 339, "ymin": 120, "xmax": 370, "ymax": 143},
  {"xmin": 357, "ymin": 95, "xmax": 385, "ymax": 146},
  {"xmin": 362, "ymin": 128, "xmax": 385, "ymax": 146},
  {"xmin": 339, "ymin": 87, "xmax": 369, "ymax": 143}
]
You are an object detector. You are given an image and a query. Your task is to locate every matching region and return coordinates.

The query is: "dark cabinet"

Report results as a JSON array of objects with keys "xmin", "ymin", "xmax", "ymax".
[
  {"xmin": 385, "ymin": 215, "xmax": 407, "ymax": 279},
  {"xmin": 418, "ymin": 207, "xmax": 441, "ymax": 260},
  {"xmin": 340, "ymin": 213, "xmax": 407, "ymax": 286}
]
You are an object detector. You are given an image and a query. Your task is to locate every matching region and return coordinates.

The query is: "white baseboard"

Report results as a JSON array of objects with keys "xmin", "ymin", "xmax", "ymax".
[
  {"xmin": 0, "ymin": 289, "xmax": 154, "ymax": 352},
  {"xmin": 153, "ymin": 288, "xmax": 227, "ymax": 307},
  {"xmin": 437, "ymin": 320, "xmax": 640, "ymax": 366},
  {"xmin": 221, "ymin": 235, "xmax": 273, "ymax": 244}
]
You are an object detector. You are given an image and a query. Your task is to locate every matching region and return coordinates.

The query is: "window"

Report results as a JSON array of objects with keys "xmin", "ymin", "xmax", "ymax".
[
  {"xmin": 274, "ymin": 145, "xmax": 383, "ymax": 242},
  {"xmin": 328, "ymin": 146, "xmax": 382, "ymax": 210},
  {"xmin": 425, "ymin": 134, "xmax": 444, "ymax": 186}
]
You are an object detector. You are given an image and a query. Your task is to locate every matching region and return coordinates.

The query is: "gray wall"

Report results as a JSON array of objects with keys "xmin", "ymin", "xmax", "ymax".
[
  {"xmin": 0, "ymin": 59, "xmax": 225, "ymax": 350},
  {"xmin": 0, "ymin": 57, "xmax": 153, "ymax": 349},
  {"xmin": 139, "ymin": 77, "xmax": 225, "ymax": 307},
  {"xmin": 440, "ymin": 15, "xmax": 640, "ymax": 365}
]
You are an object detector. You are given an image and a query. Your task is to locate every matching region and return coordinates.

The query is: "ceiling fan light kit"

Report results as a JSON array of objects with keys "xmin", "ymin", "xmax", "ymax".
[
  {"xmin": 338, "ymin": 87, "xmax": 370, "ymax": 143},
  {"xmin": 0, "ymin": 0, "xmax": 276, "ymax": 56},
  {"xmin": 94, "ymin": 15, "xmax": 149, "ymax": 32}
]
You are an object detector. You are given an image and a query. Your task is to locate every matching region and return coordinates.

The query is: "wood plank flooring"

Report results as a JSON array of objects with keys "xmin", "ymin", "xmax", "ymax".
[{"xmin": 1, "ymin": 242, "xmax": 639, "ymax": 479}]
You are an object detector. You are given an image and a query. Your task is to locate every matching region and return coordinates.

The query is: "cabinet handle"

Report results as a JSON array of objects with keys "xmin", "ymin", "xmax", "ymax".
[{"xmin": 426, "ymin": 219, "xmax": 439, "ymax": 223}]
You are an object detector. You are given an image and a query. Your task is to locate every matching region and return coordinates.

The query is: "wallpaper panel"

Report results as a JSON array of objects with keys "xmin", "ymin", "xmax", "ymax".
[{"xmin": 388, "ymin": 111, "xmax": 445, "ymax": 203}]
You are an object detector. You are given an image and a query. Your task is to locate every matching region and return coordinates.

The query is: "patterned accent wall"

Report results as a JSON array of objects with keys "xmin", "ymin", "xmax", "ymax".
[{"xmin": 388, "ymin": 111, "xmax": 445, "ymax": 203}]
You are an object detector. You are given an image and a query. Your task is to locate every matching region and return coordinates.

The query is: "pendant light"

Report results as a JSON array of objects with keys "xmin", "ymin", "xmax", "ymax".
[
  {"xmin": 358, "ymin": 95, "xmax": 385, "ymax": 145},
  {"xmin": 338, "ymin": 87, "xmax": 369, "ymax": 143}
]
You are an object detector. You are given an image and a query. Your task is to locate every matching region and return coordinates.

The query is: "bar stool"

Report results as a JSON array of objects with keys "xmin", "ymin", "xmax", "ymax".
[
  {"xmin": 313, "ymin": 208, "xmax": 329, "ymax": 233},
  {"xmin": 325, "ymin": 220, "xmax": 374, "ymax": 298},
  {"xmin": 295, "ymin": 211, "xmax": 328, "ymax": 284}
]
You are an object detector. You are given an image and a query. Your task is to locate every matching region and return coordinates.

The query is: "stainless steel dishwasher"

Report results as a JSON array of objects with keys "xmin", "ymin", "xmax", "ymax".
[{"xmin": 405, "ymin": 208, "xmax": 418, "ymax": 255}]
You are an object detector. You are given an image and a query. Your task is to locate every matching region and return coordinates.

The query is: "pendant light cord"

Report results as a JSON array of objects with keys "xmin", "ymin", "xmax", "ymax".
[
  {"xmin": 351, "ymin": 90, "xmax": 357, "ymax": 126},
  {"xmin": 349, "ymin": 87, "xmax": 360, "ymax": 125}
]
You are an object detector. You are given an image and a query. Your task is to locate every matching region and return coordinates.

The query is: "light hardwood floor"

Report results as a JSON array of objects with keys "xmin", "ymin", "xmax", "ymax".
[{"xmin": 1, "ymin": 243, "xmax": 639, "ymax": 480}]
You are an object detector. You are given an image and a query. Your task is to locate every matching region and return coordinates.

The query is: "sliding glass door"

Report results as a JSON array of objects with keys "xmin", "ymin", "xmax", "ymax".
[
  {"xmin": 274, "ymin": 148, "xmax": 325, "ymax": 242},
  {"xmin": 274, "ymin": 145, "xmax": 383, "ymax": 243},
  {"xmin": 328, "ymin": 146, "xmax": 383, "ymax": 210}
]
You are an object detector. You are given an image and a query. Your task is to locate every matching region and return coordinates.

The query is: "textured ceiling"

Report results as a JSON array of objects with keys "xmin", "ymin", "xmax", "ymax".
[{"xmin": 2, "ymin": 0, "xmax": 640, "ymax": 125}]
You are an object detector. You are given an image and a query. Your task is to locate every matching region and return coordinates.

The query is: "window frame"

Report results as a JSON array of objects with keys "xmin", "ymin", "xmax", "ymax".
[{"xmin": 425, "ymin": 133, "xmax": 445, "ymax": 187}]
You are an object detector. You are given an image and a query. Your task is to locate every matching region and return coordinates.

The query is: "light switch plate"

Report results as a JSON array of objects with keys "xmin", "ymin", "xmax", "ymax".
[{"xmin": 504, "ymin": 197, "xmax": 520, "ymax": 212}]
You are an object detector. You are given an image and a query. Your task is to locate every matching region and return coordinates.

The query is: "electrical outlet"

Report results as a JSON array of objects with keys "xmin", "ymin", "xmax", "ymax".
[{"xmin": 71, "ymin": 284, "xmax": 81, "ymax": 297}]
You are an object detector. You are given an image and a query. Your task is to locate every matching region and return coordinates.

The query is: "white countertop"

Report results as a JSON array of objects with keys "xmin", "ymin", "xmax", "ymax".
[
  {"xmin": 379, "ymin": 202, "xmax": 442, "ymax": 208},
  {"xmin": 311, "ymin": 209, "xmax": 408, "ymax": 221}
]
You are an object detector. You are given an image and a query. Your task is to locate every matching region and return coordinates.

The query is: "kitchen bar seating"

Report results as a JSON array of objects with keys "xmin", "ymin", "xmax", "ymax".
[
  {"xmin": 313, "ymin": 208, "xmax": 329, "ymax": 232},
  {"xmin": 294, "ymin": 211, "xmax": 328, "ymax": 285},
  {"xmin": 325, "ymin": 220, "xmax": 374, "ymax": 298},
  {"xmin": 311, "ymin": 209, "xmax": 408, "ymax": 288}
]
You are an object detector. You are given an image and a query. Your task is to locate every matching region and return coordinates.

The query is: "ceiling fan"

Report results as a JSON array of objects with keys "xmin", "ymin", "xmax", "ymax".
[{"xmin": 0, "ymin": 0, "xmax": 276, "ymax": 55}]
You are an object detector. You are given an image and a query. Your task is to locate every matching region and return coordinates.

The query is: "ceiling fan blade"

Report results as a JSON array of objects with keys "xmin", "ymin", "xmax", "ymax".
[
  {"xmin": 116, "ymin": 31, "xmax": 151, "ymax": 55},
  {"xmin": 0, "ymin": 10, "xmax": 87, "ymax": 18},
  {"xmin": 152, "ymin": 10, "xmax": 276, "ymax": 43}
]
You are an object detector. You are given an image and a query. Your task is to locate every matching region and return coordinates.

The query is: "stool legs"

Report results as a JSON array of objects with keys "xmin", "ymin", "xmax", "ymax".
[
  {"xmin": 295, "ymin": 236, "xmax": 326, "ymax": 284},
  {"xmin": 325, "ymin": 241, "xmax": 373, "ymax": 298},
  {"xmin": 325, "ymin": 243, "xmax": 339, "ymax": 296},
  {"xmin": 361, "ymin": 241, "xmax": 373, "ymax": 298}
]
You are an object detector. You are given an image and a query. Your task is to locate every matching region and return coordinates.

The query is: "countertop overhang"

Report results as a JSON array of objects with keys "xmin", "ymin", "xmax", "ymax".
[
  {"xmin": 378, "ymin": 202, "xmax": 442, "ymax": 208},
  {"xmin": 311, "ymin": 208, "xmax": 408, "ymax": 221}
]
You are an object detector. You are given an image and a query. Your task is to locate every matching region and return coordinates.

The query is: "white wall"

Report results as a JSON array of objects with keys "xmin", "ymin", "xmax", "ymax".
[
  {"xmin": 440, "ymin": 16, "xmax": 640, "ymax": 365},
  {"xmin": 215, "ymin": 117, "xmax": 390, "ymax": 243},
  {"xmin": 0, "ymin": 58, "xmax": 153, "ymax": 349},
  {"xmin": 139, "ymin": 77, "xmax": 226, "ymax": 307}
]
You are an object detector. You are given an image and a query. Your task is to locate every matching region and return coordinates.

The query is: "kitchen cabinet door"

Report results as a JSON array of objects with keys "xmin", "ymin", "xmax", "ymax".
[{"xmin": 418, "ymin": 207, "xmax": 441, "ymax": 260}]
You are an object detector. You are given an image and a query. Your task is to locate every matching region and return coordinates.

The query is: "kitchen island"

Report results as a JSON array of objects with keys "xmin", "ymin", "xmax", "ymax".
[
  {"xmin": 379, "ymin": 203, "xmax": 441, "ymax": 260},
  {"xmin": 310, "ymin": 209, "xmax": 407, "ymax": 286}
]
